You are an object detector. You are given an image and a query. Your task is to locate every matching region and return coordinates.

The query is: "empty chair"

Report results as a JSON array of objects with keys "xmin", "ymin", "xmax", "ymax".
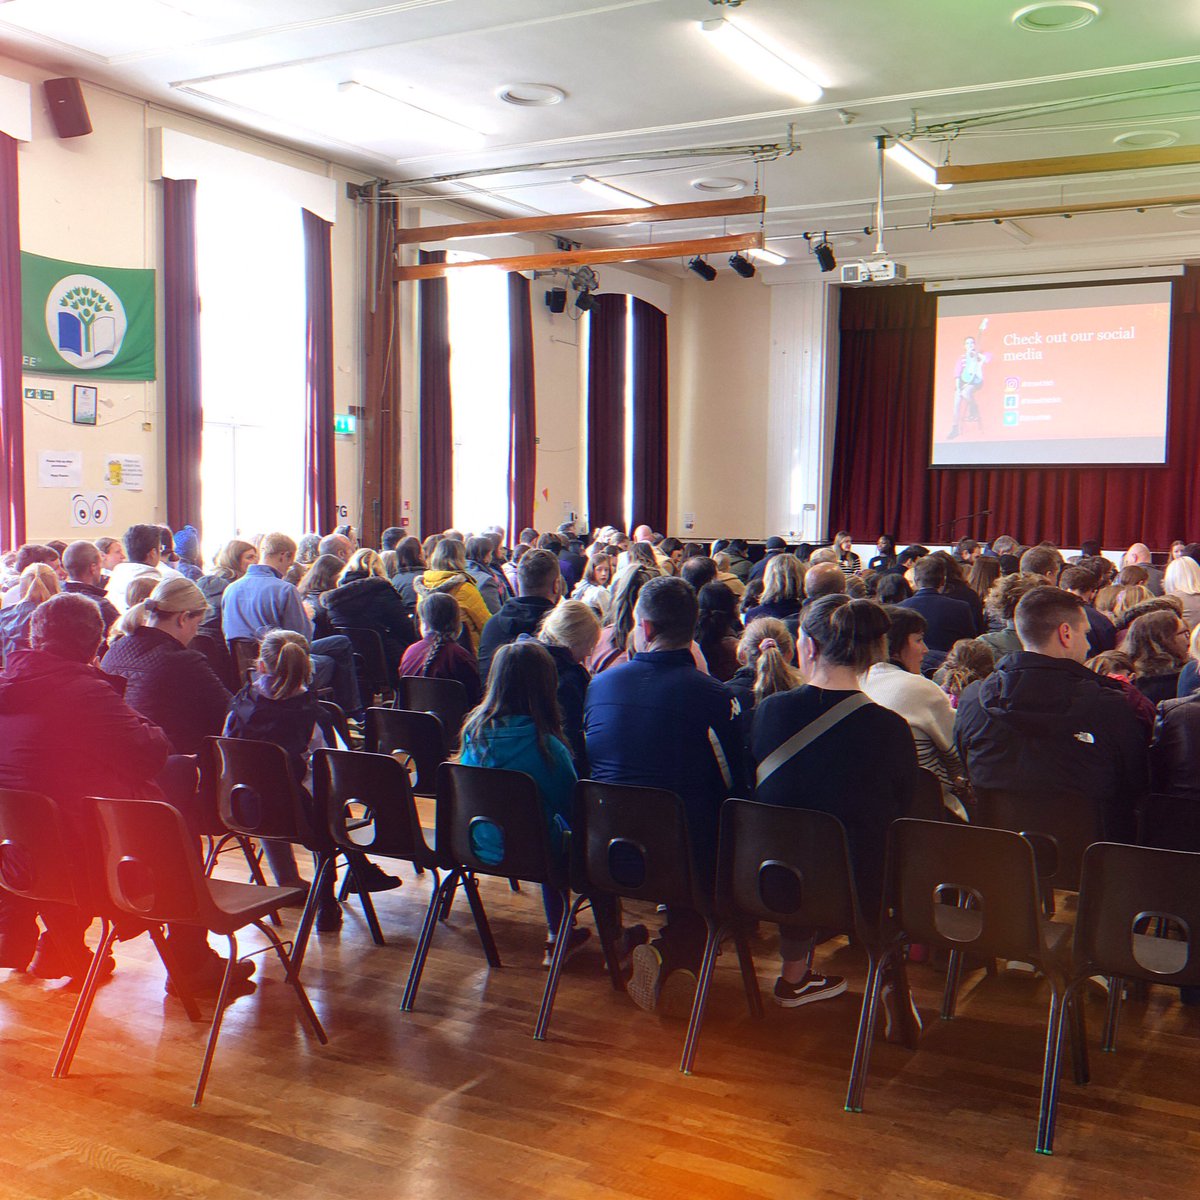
[
  {"xmin": 92, "ymin": 796, "xmax": 326, "ymax": 1104},
  {"xmin": 1041, "ymin": 841, "xmax": 1200, "ymax": 1152},
  {"xmin": 569, "ymin": 780, "xmax": 760, "ymax": 1073},
  {"xmin": 395, "ymin": 676, "xmax": 469, "ymax": 742},
  {"xmin": 365, "ymin": 706, "xmax": 447, "ymax": 797},
  {"xmin": 343, "ymin": 626, "xmax": 396, "ymax": 707},
  {"xmin": 864, "ymin": 819, "xmax": 1082, "ymax": 1154},
  {"xmin": 317, "ymin": 699, "xmax": 354, "ymax": 750},
  {"xmin": 227, "ymin": 637, "xmax": 260, "ymax": 686}
]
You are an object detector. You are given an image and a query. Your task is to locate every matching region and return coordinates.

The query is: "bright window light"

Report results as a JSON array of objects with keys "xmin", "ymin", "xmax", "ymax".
[
  {"xmin": 573, "ymin": 176, "xmax": 653, "ymax": 209},
  {"xmin": 699, "ymin": 17, "xmax": 823, "ymax": 104},
  {"xmin": 884, "ymin": 141, "xmax": 953, "ymax": 190}
]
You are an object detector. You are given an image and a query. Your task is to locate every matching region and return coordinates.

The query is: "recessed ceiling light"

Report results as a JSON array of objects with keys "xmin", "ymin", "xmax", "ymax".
[
  {"xmin": 824, "ymin": 234, "xmax": 863, "ymax": 250},
  {"xmin": 1113, "ymin": 129, "xmax": 1179, "ymax": 150},
  {"xmin": 1012, "ymin": 2, "xmax": 1101, "ymax": 32},
  {"xmin": 497, "ymin": 83, "xmax": 565, "ymax": 107},
  {"xmin": 691, "ymin": 177, "xmax": 748, "ymax": 193},
  {"xmin": 1174, "ymin": 205, "xmax": 1200, "ymax": 219}
]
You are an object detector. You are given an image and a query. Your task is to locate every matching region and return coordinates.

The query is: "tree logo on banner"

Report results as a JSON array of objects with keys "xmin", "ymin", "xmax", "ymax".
[{"xmin": 44, "ymin": 274, "xmax": 129, "ymax": 369}]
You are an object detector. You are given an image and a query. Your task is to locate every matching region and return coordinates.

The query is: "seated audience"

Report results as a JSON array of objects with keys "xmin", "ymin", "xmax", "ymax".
[
  {"xmin": 803, "ymin": 561, "xmax": 846, "ymax": 604},
  {"xmin": 94, "ymin": 535, "xmax": 125, "ymax": 574},
  {"xmin": 1164, "ymin": 555, "xmax": 1200, "ymax": 630},
  {"xmin": 1151, "ymin": 685, "xmax": 1200, "ymax": 799},
  {"xmin": 2, "ymin": 544, "xmax": 64, "ymax": 607},
  {"xmin": 106, "ymin": 523, "xmax": 182, "ymax": 615},
  {"xmin": 390, "ymin": 536, "xmax": 426, "ymax": 618},
  {"xmin": 416, "ymin": 538, "xmax": 493, "ymax": 655},
  {"xmin": 744, "ymin": 554, "xmax": 804, "ymax": 624},
  {"xmin": 1096, "ymin": 581, "xmax": 1151, "ymax": 618},
  {"xmin": 1123, "ymin": 542, "xmax": 1164, "ymax": 595},
  {"xmin": 899, "ymin": 555, "xmax": 976, "ymax": 672},
  {"xmin": 934, "ymin": 551, "xmax": 986, "ymax": 633},
  {"xmin": 680, "ymin": 556, "xmax": 718, "ymax": 593},
  {"xmin": 1124, "ymin": 608, "xmax": 1190, "ymax": 703},
  {"xmin": 1059, "ymin": 565, "xmax": 1118, "ymax": 656},
  {"xmin": 557, "ymin": 538, "xmax": 588, "ymax": 593},
  {"xmin": 874, "ymin": 572, "xmax": 912, "ymax": 605},
  {"xmin": 967, "ymin": 555, "xmax": 1001, "ymax": 609},
  {"xmin": 720, "ymin": 538, "xmax": 753, "ymax": 582},
  {"xmin": 198, "ymin": 538, "xmax": 257, "ymax": 637},
  {"xmin": 572, "ymin": 551, "xmax": 614, "ymax": 618},
  {"xmin": 464, "ymin": 536, "xmax": 503, "ymax": 615},
  {"xmin": 832, "ymin": 530, "xmax": 861, "ymax": 573},
  {"xmin": 536, "ymin": 599, "xmax": 600, "ymax": 772},
  {"xmin": 0, "ymin": 564, "xmax": 58, "ymax": 666},
  {"xmin": 748, "ymin": 535, "xmax": 789, "ymax": 582},
  {"xmin": 1019, "ymin": 544, "xmax": 1064, "ymax": 585},
  {"xmin": 297, "ymin": 553, "xmax": 344, "ymax": 632},
  {"xmin": 172, "ymin": 525, "xmax": 204, "ymax": 581},
  {"xmin": 590, "ymin": 565, "xmax": 656, "ymax": 674},
  {"xmin": 61, "ymin": 540, "xmax": 119, "ymax": 635},
  {"xmin": 477, "ymin": 547, "xmax": 560, "ymax": 680},
  {"xmin": 726, "ymin": 618, "xmax": 802, "ymax": 715},
  {"xmin": 399, "ymin": 591, "xmax": 482, "ymax": 710},
  {"xmin": 695, "ymin": 582, "xmax": 742, "ymax": 681},
  {"xmin": 1086, "ymin": 649, "xmax": 1156, "ymax": 735},
  {"xmin": 712, "ymin": 551, "xmax": 746, "ymax": 598},
  {"xmin": 1178, "ymin": 625, "xmax": 1200, "ymax": 698},
  {"xmin": 868, "ymin": 534, "xmax": 897, "ymax": 572},
  {"xmin": 319, "ymin": 532, "xmax": 353, "ymax": 563},
  {"xmin": 321, "ymin": 548, "xmax": 417, "ymax": 677},
  {"xmin": 932, "ymin": 637, "xmax": 995, "ymax": 708}
]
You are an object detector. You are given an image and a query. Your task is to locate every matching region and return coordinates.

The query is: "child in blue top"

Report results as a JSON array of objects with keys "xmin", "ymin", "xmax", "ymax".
[{"xmin": 458, "ymin": 640, "xmax": 587, "ymax": 966}]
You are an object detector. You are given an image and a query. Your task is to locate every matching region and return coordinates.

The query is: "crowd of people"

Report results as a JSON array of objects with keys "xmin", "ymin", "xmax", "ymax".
[{"xmin": 1, "ymin": 518, "xmax": 1197, "ymax": 1023}]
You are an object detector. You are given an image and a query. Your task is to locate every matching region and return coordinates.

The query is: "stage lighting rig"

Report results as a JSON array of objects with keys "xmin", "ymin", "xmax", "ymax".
[{"xmin": 688, "ymin": 256, "xmax": 718, "ymax": 281}]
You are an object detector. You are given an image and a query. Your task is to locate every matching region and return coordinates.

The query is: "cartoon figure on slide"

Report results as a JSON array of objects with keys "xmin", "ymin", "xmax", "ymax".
[{"xmin": 946, "ymin": 317, "xmax": 990, "ymax": 441}]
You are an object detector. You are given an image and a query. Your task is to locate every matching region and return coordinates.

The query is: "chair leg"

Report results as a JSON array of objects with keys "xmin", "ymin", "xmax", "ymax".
[
  {"xmin": 890, "ymin": 953, "xmax": 922, "ymax": 1050},
  {"xmin": 1035, "ymin": 987, "xmax": 1069, "ymax": 1155},
  {"xmin": 336, "ymin": 866, "xmax": 352, "ymax": 903},
  {"xmin": 147, "ymin": 925, "xmax": 203, "ymax": 1023},
  {"xmin": 439, "ymin": 875, "xmax": 459, "ymax": 922},
  {"xmin": 845, "ymin": 949, "xmax": 888, "ymax": 1113},
  {"xmin": 732, "ymin": 927, "xmax": 764, "ymax": 1020},
  {"xmin": 1067, "ymin": 987, "xmax": 1090, "ymax": 1086},
  {"xmin": 941, "ymin": 948, "xmax": 964, "ymax": 1021},
  {"xmin": 252, "ymin": 919, "xmax": 328, "ymax": 1045},
  {"xmin": 534, "ymin": 891, "xmax": 573, "ymax": 1041},
  {"xmin": 192, "ymin": 933, "xmax": 240, "ymax": 1107},
  {"xmin": 508, "ymin": 877, "xmax": 521, "ymax": 892},
  {"xmin": 463, "ymin": 871, "xmax": 501, "ymax": 967},
  {"xmin": 346, "ymin": 856, "xmax": 386, "ymax": 947},
  {"xmin": 1101, "ymin": 976, "xmax": 1122, "ymax": 1052},
  {"xmin": 584, "ymin": 894, "xmax": 624, "ymax": 991},
  {"xmin": 239, "ymin": 837, "xmax": 281, "ymax": 927},
  {"xmin": 401, "ymin": 872, "xmax": 457, "ymax": 1013},
  {"xmin": 288, "ymin": 854, "xmax": 335, "ymax": 981},
  {"xmin": 679, "ymin": 919, "xmax": 724, "ymax": 1076},
  {"xmin": 53, "ymin": 920, "xmax": 118, "ymax": 1079}
]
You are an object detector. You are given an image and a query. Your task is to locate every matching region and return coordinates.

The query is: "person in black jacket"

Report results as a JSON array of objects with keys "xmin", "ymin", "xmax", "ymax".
[
  {"xmin": 197, "ymin": 538, "xmax": 257, "ymax": 637},
  {"xmin": 535, "ymin": 599, "xmax": 600, "ymax": 772},
  {"xmin": 321, "ymin": 548, "xmax": 417, "ymax": 677},
  {"xmin": 899, "ymin": 555, "xmax": 977, "ymax": 672},
  {"xmin": 934, "ymin": 551, "xmax": 986, "ymax": 635},
  {"xmin": 389, "ymin": 536, "xmax": 426, "ymax": 618},
  {"xmin": 748, "ymin": 536, "xmax": 789, "ymax": 583},
  {"xmin": 477, "ymin": 549, "xmax": 562, "ymax": 681},
  {"xmin": 955, "ymin": 586, "xmax": 1149, "ymax": 842},
  {"xmin": 61, "ymin": 541, "xmax": 119, "ymax": 635}
]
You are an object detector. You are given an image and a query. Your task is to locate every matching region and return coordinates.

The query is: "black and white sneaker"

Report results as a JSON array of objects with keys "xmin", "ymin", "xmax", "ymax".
[
  {"xmin": 542, "ymin": 926, "xmax": 591, "ymax": 968},
  {"xmin": 773, "ymin": 972, "xmax": 847, "ymax": 1008},
  {"xmin": 628, "ymin": 944, "xmax": 664, "ymax": 1012},
  {"xmin": 882, "ymin": 980, "xmax": 923, "ymax": 1044}
]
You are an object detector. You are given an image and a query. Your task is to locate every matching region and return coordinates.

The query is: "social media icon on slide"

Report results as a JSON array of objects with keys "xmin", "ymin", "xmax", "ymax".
[
  {"xmin": 1004, "ymin": 394, "xmax": 1019, "ymax": 409},
  {"xmin": 1005, "ymin": 377, "xmax": 1020, "ymax": 390},
  {"xmin": 1003, "ymin": 412, "xmax": 1018, "ymax": 427}
]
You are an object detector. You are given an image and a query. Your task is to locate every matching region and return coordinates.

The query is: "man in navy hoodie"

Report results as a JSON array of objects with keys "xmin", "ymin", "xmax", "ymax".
[{"xmin": 584, "ymin": 576, "xmax": 745, "ymax": 1018}]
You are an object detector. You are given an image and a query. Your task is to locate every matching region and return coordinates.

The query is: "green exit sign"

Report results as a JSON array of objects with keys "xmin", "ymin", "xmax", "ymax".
[
  {"xmin": 334, "ymin": 413, "xmax": 357, "ymax": 435},
  {"xmin": 23, "ymin": 388, "xmax": 54, "ymax": 401}
]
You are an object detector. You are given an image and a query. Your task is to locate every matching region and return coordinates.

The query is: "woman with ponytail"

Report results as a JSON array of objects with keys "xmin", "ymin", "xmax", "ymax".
[
  {"xmin": 398, "ymin": 590, "xmax": 482, "ymax": 707},
  {"xmin": 726, "ymin": 618, "xmax": 803, "ymax": 714},
  {"xmin": 751, "ymin": 595, "xmax": 918, "ymax": 1030},
  {"xmin": 0, "ymin": 563, "xmax": 60, "ymax": 666}
]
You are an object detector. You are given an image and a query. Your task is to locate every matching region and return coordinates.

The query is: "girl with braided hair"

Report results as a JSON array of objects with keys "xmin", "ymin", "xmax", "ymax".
[{"xmin": 398, "ymin": 590, "xmax": 482, "ymax": 707}]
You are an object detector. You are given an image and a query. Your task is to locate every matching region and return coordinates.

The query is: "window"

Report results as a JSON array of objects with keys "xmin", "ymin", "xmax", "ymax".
[{"xmin": 196, "ymin": 180, "xmax": 305, "ymax": 554}]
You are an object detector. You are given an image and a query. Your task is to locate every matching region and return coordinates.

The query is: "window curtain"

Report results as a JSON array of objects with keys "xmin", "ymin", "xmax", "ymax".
[
  {"xmin": 303, "ymin": 209, "xmax": 336, "ymax": 533},
  {"xmin": 162, "ymin": 177, "xmax": 203, "ymax": 536},
  {"xmin": 631, "ymin": 298, "xmax": 668, "ymax": 534},
  {"xmin": 419, "ymin": 249, "xmax": 452, "ymax": 538},
  {"xmin": 828, "ymin": 270, "xmax": 1200, "ymax": 548},
  {"xmin": 586, "ymin": 292, "xmax": 628, "ymax": 530},
  {"xmin": 507, "ymin": 271, "xmax": 536, "ymax": 540},
  {"xmin": 0, "ymin": 133, "xmax": 24, "ymax": 551}
]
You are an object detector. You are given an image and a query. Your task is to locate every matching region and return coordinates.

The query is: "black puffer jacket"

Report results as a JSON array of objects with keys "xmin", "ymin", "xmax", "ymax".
[
  {"xmin": 321, "ymin": 576, "xmax": 417, "ymax": 675},
  {"xmin": 1151, "ymin": 692, "xmax": 1200, "ymax": 799},
  {"xmin": 539, "ymin": 639, "xmax": 590, "ymax": 772}
]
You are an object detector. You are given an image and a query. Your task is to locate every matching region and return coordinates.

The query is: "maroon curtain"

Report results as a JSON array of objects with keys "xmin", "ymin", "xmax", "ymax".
[
  {"xmin": 829, "ymin": 271, "xmax": 1200, "ymax": 548},
  {"xmin": 508, "ymin": 271, "xmax": 536, "ymax": 540},
  {"xmin": 163, "ymin": 177, "xmax": 203, "ymax": 535},
  {"xmin": 631, "ymin": 298, "xmax": 668, "ymax": 533},
  {"xmin": 419, "ymin": 249, "xmax": 452, "ymax": 537},
  {"xmin": 0, "ymin": 133, "xmax": 24, "ymax": 551},
  {"xmin": 303, "ymin": 209, "xmax": 336, "ymax": 532},
  {"xmin": 587, "ymin": 292, "xmax": 628, "ymax": 530}
]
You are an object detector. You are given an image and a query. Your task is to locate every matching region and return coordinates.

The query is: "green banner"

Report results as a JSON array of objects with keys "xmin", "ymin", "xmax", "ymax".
[{"xmin": 21, "ymin": 251, "xmax": 156, "ymax": 380}]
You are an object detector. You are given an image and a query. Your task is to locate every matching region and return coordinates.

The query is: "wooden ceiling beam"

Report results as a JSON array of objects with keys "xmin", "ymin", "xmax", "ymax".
[
  {"xmin": 933, "ymin": 192, "xmax": 1200, "ymax": 224},
  {"xmin": 394, "ymin": 231, "xmax": 765, "ymax": 281},
  {"xmin": 937, "ymin": 144, "xmax": 1200, "ymax": 186},
  {"xmin": 394, "ymin": 194, "xmax": 766, "ymax": 245}
]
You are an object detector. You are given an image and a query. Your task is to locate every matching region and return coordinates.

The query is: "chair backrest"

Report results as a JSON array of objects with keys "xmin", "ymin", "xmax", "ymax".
[
  {"xmin": 910, "ymin": 768, "xmax": 946, "ymax": 821},
  {"xmin": 93, "ymin": 796, "xmax": 212, "ymax": 925},
  {"xmin": 317, "ymin": 700, "xmax": 352, "ymax": 750},
  {"xmin": 313, "ymin": 748, "xmax": 433, "ymax": 866},
  {"xmin": 717, "ymin": 799, "xmax": 864, "ymax": 937},
  {"xmin": 437, "ymin": 762, "xmax": 566, "ymax": 889},
  {"xmin": 228, "ymin": 637, "xmax": 260, "ymax": 685},
  {"xmin": 571, "ymin": 779, "xmax": 706, "ymax": 912},
  {"xmin": 0, "ymin": 788, "xmax": 84, "ymax": 908},
  {"xmin": 208, "ymin": 736, "xmax": 317, "ymax": 845},
  {"xmin": 888, "ymin": 818, "xmax": 1048, "ymax": 964},
  {"xmin": 343, "ymin": 626, "xmax": 392, "ymax": 697},
  {"xmin": 365, "ymin": 707, "xmax": 446, "ymax": 795},
  {"xmin": 395, "ymin": 676, "xmax": 469, "ymax": 740},
  {"xmin": 191, "ymin": 631, "xmax": 237, "ymax": 691},
  {"xmin": 973, "ymin": 786, "xmax": 1102, "ymax": 891},
  {"xmin": 1139, "ymin": 793, "xmax": 1200, "ymax": 854},
  {"xmin": 1075, "ymin": 841, "xmax": 1200, "ymax": 987}
]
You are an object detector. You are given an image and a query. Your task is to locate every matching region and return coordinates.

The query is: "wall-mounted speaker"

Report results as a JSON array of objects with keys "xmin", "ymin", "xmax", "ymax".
[
  {"xmin": 44, "ymin": 78, "xmax": 92, "ymax": 139},
  {"xmin": 544, "ymin": 287, "xmax": 567, "ymax": 313}
]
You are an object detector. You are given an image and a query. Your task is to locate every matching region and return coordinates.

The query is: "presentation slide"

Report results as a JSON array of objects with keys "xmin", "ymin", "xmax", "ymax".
[{"xmin": 930, "ymin": 282, "xmax": 1172, "ymax": 467}]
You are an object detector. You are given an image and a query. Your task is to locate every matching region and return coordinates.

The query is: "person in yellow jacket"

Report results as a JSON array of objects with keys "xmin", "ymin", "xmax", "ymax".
[{"xmin": 415, "ymin": 538, "xmax": 492, "ymax": 652}]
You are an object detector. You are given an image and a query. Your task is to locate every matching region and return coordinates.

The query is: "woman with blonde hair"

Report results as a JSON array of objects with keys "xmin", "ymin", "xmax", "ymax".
[
  {"xmin": 199, "ymin": 538, "xmax": 257, "ymax": 635},
  {"xmin": 744, "ymin": 553, "xmax": 804, "ymax": 624},
  {"xmin": 727, "ymin": 618, "xmax": 802, "ymax": 713},
  {"xmin": 0, "ymin": 564, "xmax": 59, "ymax": 666},
  {"xmin": 1163, "ymin": 554, "xmax": 1200, "ymax": 630},
  {"xmin": 538, "ymin": 599, "xmax": 601, "ymax": 769},
  {"xmin": 1099, "ymin": 583, "xmax": 1153, "ymax": 619},
  {"xmin": 415, "ymin": 538, "xmax": 492, "ymax": 652}
]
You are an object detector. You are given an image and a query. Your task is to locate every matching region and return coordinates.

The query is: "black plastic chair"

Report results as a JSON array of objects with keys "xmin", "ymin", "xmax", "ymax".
[
  {"xmin": 1138, "ymin": 792, "xmax": 1200, "ymax": 853},
  {"xmin": 317, "ymin": 699, "xmax": 355, "ymax": 750},
  {"xmin": 93, "ymin": 796, "xmax": 326, "ymax": 1105},
  {"xmin": 209, "ymin": 737, "xmax": 384, "ymax": 974},
  {"xmin": 715, "ymin": 800, "xmax": 906, "ymax": 1094},
  {"xmin": 401, "ymin": 763, "xmax": 581, "ymax": 1039},
  {"xmin": 365, "ymin": 707, "xmax": 447, "ymax": 797},
  {"xmin": 871, "ymin": 819, "xmax": 1082, "ymax": 1154},
  {"xmin": 228, "ymin": 637, "xmax": 260, "ymax": 686},
  {"xmin": 569, "ymin": 780, "xmax": 760, "ymax": 1072},
  {"xmin": 0, "ymin": 788, "xmax": 204, "ymax": 1077},
  {"xmin": 395, "ymin": 677, "xmax": 469, "ymax": 742},
  {"xmin": 196, "ymin": 740, "xmax": 275, "ymax": 904},
  {"xmin": 342, "ymin": 626, "xmax": 396, "ymax": 707},
  {"xmin": 192, "ymin": 631, "xmax": 236, "ymax": 691}
]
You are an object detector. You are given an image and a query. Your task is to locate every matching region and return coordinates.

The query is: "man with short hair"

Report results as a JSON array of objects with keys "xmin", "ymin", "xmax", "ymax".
[
  {"xmin": 477, "ymin": 548, "xmax": 562, "ymax": 680},
  {"xmin": 680, "ymin": 556, "xmax": 718, "ymax": 592},
  {"xmin": 222, "ymin": 532, "xmax": 362, "ymax": 717},
  {"xmin": 381, "ymin": 527, "xmax": 405, "ymax": 552},
  {"xmin": 808, "ymin": 546, "xmax": 839, "ymax": 566},
  {"xmin": 717, "ymin": 538, "xmax": 752, "ymax": 582},
  {"xmin": 899, "ymin": 555, "xmax": 976, "ymax": 670},
  {"xmin": 1059, "ymin": 565, "xmax": 1117, "ymax": 655},
  {"xmin": 558, "ymin": 538, "xmax": 588, "ymax": 592},
  {"xmin": 955, "ymin": 586, "xmax": 1147, "ymax": 839},
  {"xmin": 954, "ymin": 537, "xmax": 982, "ymax": 565},
  {"xmin": 62, "ymin": 540, "xmax": 119, "ymax": 634},
  {"xmin": 803, "ymin": 562, "xmax": 846, "ymax": 602},
  {"xmin": 748, "ymin": 536, "xmax": 789, "ymax": 583},
  {"xmin": 584, "ymin": 576, "xmax": 744, "ymax": 1017},
  {"xmin": 1019, "ymin": 544, "xmax": 1064, "ymax": 584},
  {"xmin": 1124, "ymin": 542, "xmax": 1164, "ymax": 595},
  {"xmin": 105, "ymin": 524, "xmax": 182, "ymax": 614},
  {"xmin": 318, "ymin": 532, "xmax": 353, "ymax": 563}
]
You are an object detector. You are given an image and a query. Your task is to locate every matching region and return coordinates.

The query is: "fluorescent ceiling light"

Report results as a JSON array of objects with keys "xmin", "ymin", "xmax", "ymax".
[
  {"xmin": 338, "ymin": 80, "xmax": 484, "ymax": 148},
  {"xmin": 747, "ymin": 247, "xmax": 788, "ymax": 266},
  {"xmin": 699, "ymin": 18, "xmax": 823, "ymax": 104},
  {"xmin": 571, "ymin": 175, "xmax": 652, "ymax": 208},
  {"xmin": 884, "ymin": 141, "xmax": 952, "ymax": 190}
]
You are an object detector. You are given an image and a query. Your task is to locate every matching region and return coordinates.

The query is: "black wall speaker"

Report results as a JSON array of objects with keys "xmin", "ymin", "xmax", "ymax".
[
  {"xmin": 44, "ymin": 78, "xmax": 92, "ymax": 139},
  {"xmin": 544, "ymin": 287, "xmax": 567, "ymax": 313}
]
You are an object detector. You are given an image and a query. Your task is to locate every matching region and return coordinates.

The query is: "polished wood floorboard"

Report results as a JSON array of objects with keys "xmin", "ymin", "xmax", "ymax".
[{"xmin": 2, "ymin": 850, "xmax": 1199, "ymax": 1200}]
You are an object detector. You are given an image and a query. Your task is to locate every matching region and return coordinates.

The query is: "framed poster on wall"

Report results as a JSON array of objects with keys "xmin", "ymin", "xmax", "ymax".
[{"xmin": 72, "ymin": 384, "xmax": 98, "ymax": 425}]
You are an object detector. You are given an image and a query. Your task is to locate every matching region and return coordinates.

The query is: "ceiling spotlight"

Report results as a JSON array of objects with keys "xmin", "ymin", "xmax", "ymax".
[
  {"xmin": 884, "ymin": 140, "xmax": 952, "ymax": 190},
  {"xmin": 728, "ymin": 253, "xmax": 756, "ymax": 278},
  {"xmin": 813, "ymin": 240, "xmax": 837, "ymax": 273},
  {"xmin": 748, "ymin": 246, "xmax": 788, "ymax": 266},
  {"xmin": 575, "ymin": 290, "xmax": 599, "ymax": 313},
  {"xmin": 688, "ymin": 257, "xmax": 718, "ymax": 281}
]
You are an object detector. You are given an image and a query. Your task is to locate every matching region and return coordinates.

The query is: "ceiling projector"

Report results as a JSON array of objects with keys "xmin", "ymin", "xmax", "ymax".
[{"xmin": 840, "ymin": 259, "xmax": 908, "ymax": 284}]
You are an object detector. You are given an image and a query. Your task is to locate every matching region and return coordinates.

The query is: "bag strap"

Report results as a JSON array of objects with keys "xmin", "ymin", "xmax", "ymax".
[{"xmin": 755, "ymin": 692, "xmax": 874, "ymax": 788}]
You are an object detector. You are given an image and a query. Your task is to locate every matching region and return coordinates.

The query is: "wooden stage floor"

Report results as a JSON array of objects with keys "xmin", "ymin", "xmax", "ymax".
[{"xmin": 2, "ymin": 857, "xmax": 1199, "ymax": 1200}]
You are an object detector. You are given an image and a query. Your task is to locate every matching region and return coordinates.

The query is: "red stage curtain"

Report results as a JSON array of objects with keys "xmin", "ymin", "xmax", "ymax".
[
  {"xmin": 0, "ymin": 133, "xmax": 24, "ymax": 551},
  {"xmin": 631, "ymin": 297, "xmax": 668, "ymax": 534},
  {"xmin": 587, "ymin": 293, "xmax": 628, "ymax": 530},
  {"xmin": 162, "ymin": 177, "xmax": 203, "ymax": 536},
  {"xmin": 507, "ymin": 271, "xmax": 536, "ymax": 540},
  {"xmin": 303, "ymin": 210, "xmax": 337, "ymax": 533},
  {"xmin": 419, "ymin": 249, "xmax": 452, "ymax": 538},
  {"xmin": 829, "ymin": 269, "xmax": 1200, "ymax": 548}
]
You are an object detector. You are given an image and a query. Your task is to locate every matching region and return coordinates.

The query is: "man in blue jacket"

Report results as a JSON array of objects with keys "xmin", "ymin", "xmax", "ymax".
[
  {"xmin": 899, "ymin": 555, "xmax": 976, "ymax": 673},
  {"xmin": 584, "ymin": 576, "xmax": 745, "ymax": 1018}
]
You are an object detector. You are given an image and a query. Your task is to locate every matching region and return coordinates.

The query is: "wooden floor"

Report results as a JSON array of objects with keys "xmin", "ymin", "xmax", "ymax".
[{"xmin": 2, "ymin": 846, "xmax": 1199, "ymax": 1200}]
